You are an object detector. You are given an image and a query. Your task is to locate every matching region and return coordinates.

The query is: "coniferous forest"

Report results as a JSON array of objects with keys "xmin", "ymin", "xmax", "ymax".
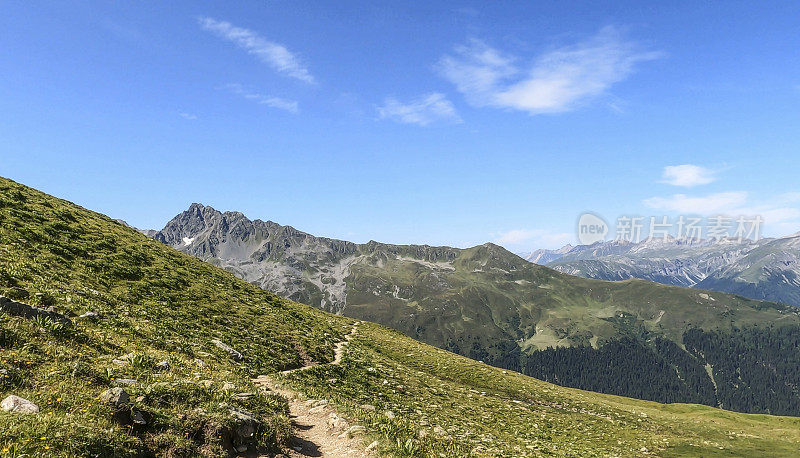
[{"xmin": 523, "ymin": 325, "xmax": 800, "ymax": 416}]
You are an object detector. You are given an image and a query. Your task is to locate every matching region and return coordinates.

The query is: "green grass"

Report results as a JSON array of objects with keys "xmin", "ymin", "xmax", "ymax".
[
  {"xmin": 2, "ymin": 175, "xmax": 800, "ymax": 457},
  {"xmin": 343, "ymin": 242, "xmax": 800, "ymax": 372},
  {"xmin": 280, "ymin": 322, "xmax": 800, "ymax": 457},
  {"xmin": 0, "ymin": 177, "xmax": 348, "ymax": 456}
]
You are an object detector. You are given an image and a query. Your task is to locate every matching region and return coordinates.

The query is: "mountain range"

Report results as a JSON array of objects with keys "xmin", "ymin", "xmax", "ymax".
[
  {"xmin": 6, "ymin": 177, "xmax": 800, "ymax": 455},
  {"xmin": 146, "ymin": 203, "xmax": 800, "ymax": 415},
  {"xmin": 522, "ymin": 234, "xmax": 800, "ymax": 307}
]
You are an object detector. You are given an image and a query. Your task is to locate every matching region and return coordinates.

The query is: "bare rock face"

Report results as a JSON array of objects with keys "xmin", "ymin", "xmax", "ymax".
[
  {"xmin": 1, "ymin": 395, "xmax": 40, "ymax": 414},
  {"xmin": 151, "ymin": 203, "xmax": 459, "ymax": 314}
]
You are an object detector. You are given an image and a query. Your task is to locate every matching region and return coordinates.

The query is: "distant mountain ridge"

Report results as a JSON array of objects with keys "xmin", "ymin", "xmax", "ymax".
[
  {"xmin": 6, "ymin": 176, "xmax": 800, "ymax": 454},
  {"xmin": 524, "ymin": 234, "xmax": 800, "ymax": 306},
  {"xmin": 154, "ymin": 203, "xmax": 460, "ymax": 314},
  {"xmin": 147, "ymin": 202, "xmax": 800, "ymax": 415}
]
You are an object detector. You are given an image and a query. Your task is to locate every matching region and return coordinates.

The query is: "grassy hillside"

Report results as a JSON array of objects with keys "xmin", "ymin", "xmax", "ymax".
[
  {"xmin": 0, "ymin": 177, "xmax": 348, "ymax": 455},
  {"xmin": 2, "ymin": 175, "xmax": 800, "ymax": 456},
  {"xmin": 153, "ymin": 203, "xmax": 800, "ymax": 415},
  {"xmin": 345, "ymin": 242, "xmax": 799, "ymax": 366},
  {"xmin": 281, "ymin": 322, "xmax": 800, "ymax": 457}
]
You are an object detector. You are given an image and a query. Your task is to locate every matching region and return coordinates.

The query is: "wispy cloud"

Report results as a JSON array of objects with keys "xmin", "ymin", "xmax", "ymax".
[
  {"xmin": 178, "ymin": 112, "xmax": 198, "ymax": 120},
  {"xmin": 644, "ymin": 192, "xmax": 748, "ymax": 214},
  {"xmin": 438, "ymin": 26, "xmax": 661, "ymax": 114},
  {"xmin": 643, "ymin": 191, "xmax": 800, "ymax": 236},
  {"xmin": 224, "ymin": 83, "xmax": 299, "ymax": 113},
  {"xmin": 198, "ymin": 17, "xmax": 315, "ymax": 84},
  {"xmin": 660, "ymin": 164, "xmax": 716, "ymax": 187},
  {"xmin": 494, "ymin": 229, "xmax": 573, "ymax": 250},
  {"xmin": 378, "ymin": 93, "xmax": 461, "ymax": 126}
]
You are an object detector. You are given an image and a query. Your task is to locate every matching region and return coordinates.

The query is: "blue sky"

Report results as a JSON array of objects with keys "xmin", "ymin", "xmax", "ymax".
[{"xmin": 2, "ymin": 1, "xmax": 800, "ymax": 251}]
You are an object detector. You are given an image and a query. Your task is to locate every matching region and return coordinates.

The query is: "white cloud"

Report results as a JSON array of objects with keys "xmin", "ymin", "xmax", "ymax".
[
  {"xmin": 224, "ymin": 83, "xmax": 299, "ymax": 113},
  {"xmin": 643, "ymin": 190, "xmax": 800, "ymax": 237},
  {"xmin": 260, "ymin": 96, "xmax": 299, "ymax": 113},
  {"xmin": 377, "ymin": 93, "xmax": 461, "ymax": 126},
  {"xmin": 179, "ymin": 112, "xmax": 198, "ymax": 120},
  {"xmin": 660, "ymin": 164, "xmax": 716, "ymax": 187},
  {"xmin": 437, "ymin": 26, "xmax": 661, "ymax": 114},
  {"xmin": 494, "ymin": 229, "xmax": 573, "ymax": 250},
  {"xmin": 198, "ymin": 17, "xmax": 315, "ymax": 84},
  {"xmin": 643, "ymin": 192, "xmax": 748, "ymax": 214}
]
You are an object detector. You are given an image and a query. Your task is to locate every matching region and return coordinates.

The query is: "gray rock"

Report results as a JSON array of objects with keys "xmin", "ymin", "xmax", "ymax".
[
  {"xmin": 155, "ymin": 360, "xmax": 171, "ymax": 371},
  {"xmin": 78, "ymin": 311, "xmax": 99, "ymax": 320},
  {"xmin": 100, "ymin": 387, "xmax": 130, "ymax": 407},
  {"xmin": 211, "ymin": 339, "xmax": 243, "ymax": 362},
  {"xmin": 0, "ymin": 296, "xmax": 72, "ymax": 325},
  {"xmin": 327, "ymin": 412, "xmax": 349, "ymax": 430},
  {"xmin": 220, "ymin": 403, "xmax": 261, "ymax": 449},
  {"xmin": 345, "ymin": 425, "xmax": 365, "ymax": 435},
  {"xmin": 113, "ymin": 378, "xmax": 140, "ymax": 386},
  {"xmin": 111, "ymin": 406, "xmax": 149, "ymax": 427},
  {"xmin": 1, "ymin": 395, "xmax": 39, "ymax": 414}
]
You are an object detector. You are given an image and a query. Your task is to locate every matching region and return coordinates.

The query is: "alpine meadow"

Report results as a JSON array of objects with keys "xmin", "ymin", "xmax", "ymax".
[{"xmin": 3, "ymin": 2, "xmax": 800, "ymax": 457}]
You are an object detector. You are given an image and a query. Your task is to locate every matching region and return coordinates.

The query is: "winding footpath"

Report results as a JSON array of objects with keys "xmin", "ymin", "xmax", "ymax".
[{"xmin": 254, "ymin": 322, "xmax": 374, "ymax": 457}]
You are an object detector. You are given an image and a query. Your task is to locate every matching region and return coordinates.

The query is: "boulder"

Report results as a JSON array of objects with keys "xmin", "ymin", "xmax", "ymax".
[
  {"xmin": 100, "ymin": 387, "xmax": 130, "ymax": 407},
  {"xmin": 0, "ymin": 296, "xmax": 72, "ymax": 325},
  {"xmin": 111, "ymin": 406, "xmax": 149, "ymax": 427},
  {"xmin": 220, "ymin": 403, "xmax": 261, "ymax": 451},
  {"xmin": 211, "ymin": 339, "xmax": 243, "ymax": 362},
  {"xmin": 1, "ymin": 395, "xmax": 39, "ymax": 414}
]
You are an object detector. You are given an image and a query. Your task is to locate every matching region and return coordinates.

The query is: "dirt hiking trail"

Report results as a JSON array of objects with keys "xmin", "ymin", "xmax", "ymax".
[{"xmin": 254, "ymin": 322, "xmax": 376, "ymax": 457}]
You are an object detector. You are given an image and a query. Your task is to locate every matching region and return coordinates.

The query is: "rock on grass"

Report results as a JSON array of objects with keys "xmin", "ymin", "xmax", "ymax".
[{"xmin": 1, "ymin": 395, "xmax": 39, "ymax": 414}]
